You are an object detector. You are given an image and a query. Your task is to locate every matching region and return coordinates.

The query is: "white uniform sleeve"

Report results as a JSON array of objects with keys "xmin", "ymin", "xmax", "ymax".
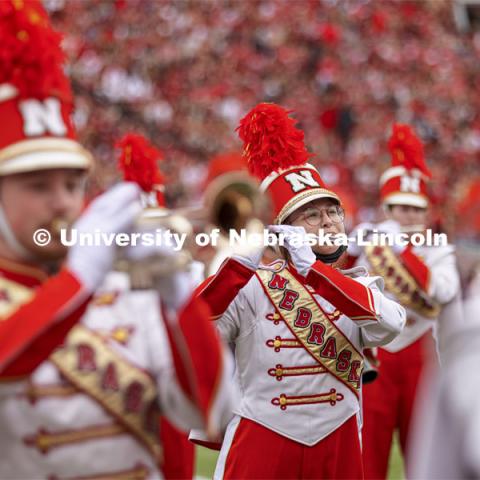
[
  {"xmin": 215, "ymin": 278, "xmax": 257, "ymax": 344},
  {"xmin": 145, "ymin": 292, "xmax": 237, "ymax": 436},
  {"xmin": 141, "ymin": 299, "xmax": 203, "ymax": 432},
  {"xmin": 427, "ymin": 246, "xmax": 460, "ymax": 305},
  {"xmin": 354, "ymin": 276, "xmax": 406, "ymax": 347}
]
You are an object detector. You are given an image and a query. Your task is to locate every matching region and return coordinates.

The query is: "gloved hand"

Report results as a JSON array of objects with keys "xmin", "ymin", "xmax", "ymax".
[
  {"xmin": 376, "ymin": 220, "xmax": 406, "ymax": 254},
  {"xmin": 376, "ymin": 219, "xmax": 401, "ymax": 235},
  {"xmin": 124, "ymin": 225, "xmax": 204, "ymax": 310},
  {"xmin": 269, "ymin": 225, "xmax": 316, "ymax": 276},
  {"xmin": 67, "ymin": 182, "xmax": 142, "ymax": 292},
  {"xmin": 156, "ymin": 261, "xmax": 205, "ymax": 311},
  {"xmin": 347, "ymin": 222, "xmax": 374, "ymax": 257},
  {"xmin": 232, "ymin": 247, "xmax": 265, "ymax": 271},
  {"xmin": 125, "ymin": 225, "xmax": 179, "ymax": 262}
]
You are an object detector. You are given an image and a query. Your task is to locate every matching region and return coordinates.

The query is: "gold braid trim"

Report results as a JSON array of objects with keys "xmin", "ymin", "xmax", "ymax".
[
  {"xmin": 271, "ymin": 389, "xmax": 344, "ymax": 410},
  {"xmin": 24, "ymin": 424, "xmax": 126, "ymax": 454},
  {"xmin": 268, "ymin": 364, "xmax": 327, "ymax": 381},
  {"xmin": 258, "ymin": 268, "xmax": 363, "ymax": 397}
]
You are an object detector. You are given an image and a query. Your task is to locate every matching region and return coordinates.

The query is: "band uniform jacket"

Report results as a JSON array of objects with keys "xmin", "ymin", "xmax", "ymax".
[
  {"xmin": 197, "ymin": 257, "xmax": 406, "ymax": 447},
  {"xmin": 0, "ymin": 261, "xmax": 232, "ymax": 480}
]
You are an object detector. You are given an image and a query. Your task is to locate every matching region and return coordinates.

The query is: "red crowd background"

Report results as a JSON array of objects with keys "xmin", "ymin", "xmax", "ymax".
[{"xmin": 48, "ymin": 0, "xmax": 480, "ymax": 249}]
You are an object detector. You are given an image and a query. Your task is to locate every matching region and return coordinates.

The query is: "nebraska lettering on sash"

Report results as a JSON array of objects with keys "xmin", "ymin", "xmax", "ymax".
[
  {"xmin": 307, "ymin": 324, "xmax": 325, "ymax": 345},
  {"xmin": 294, "ymin": 307, "xmax": 312, "ymax": 328},
  {"xmin": 279, "ymin": 290, "xmax": 299, "ymax": 311},
  {"xmin": 50, "ymin": 325, "xmax": 161, "ymax": 461},
  {"xmin": 102, "ymin": 362, "xmax": 120, "ymax": 391},
  {"xmin": 257, "ymin": 268, "xmax": 363, "ymax": 396},
  {"xmin": 320, "ymin": 337, "xmax": 337, "ymax": 359},
  {"xmin": 268, "ymin": 273, "xmax": 289, "ymax": 290},
  {"xmin": 77, "ymin": 343, "xmax": 96, "ymax": 371}
]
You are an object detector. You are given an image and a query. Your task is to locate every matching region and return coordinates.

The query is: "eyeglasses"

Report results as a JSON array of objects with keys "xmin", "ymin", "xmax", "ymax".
[{"xmin": 294, "ymin": 205, "xmax": 345, "ymax": 226}]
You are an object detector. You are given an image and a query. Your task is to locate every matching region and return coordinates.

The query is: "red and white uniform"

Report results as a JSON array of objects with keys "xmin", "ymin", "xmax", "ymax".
[
  {"xmin": 355, "ymin": 242, "xmax": 460, "ymax": 479},
  {"xmin": 198, "ymin": 257, "xmax": 405, "ymax": 479},
  {"xmin": 0, "ymin": 260, "xmax": 232, "ymax": 480},
  {"xmin": 409, "ymin": 278, "xmax": 478, "ymax": 479}
]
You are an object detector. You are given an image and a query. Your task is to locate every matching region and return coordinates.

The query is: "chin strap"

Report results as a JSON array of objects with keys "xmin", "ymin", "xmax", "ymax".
[
  {"xmin": 0, "ymin": 204, "xmax": 33, "ymax": 260},
  {"xmin": 315, "ymin": 245, "xmax": 348, "ymax": 264}
]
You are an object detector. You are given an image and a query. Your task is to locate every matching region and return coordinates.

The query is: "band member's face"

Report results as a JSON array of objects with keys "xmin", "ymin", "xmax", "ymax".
[
  {"xmin": 388, "ymin": 204, "xmax": 427, "ymax": 228},
  {"xmin": 288, "ymin": 198, "xmax": 345, "ymax": 255},
  {"xmin": 0, "ymin": 169, "xmax": 87, "ymax": 260}
]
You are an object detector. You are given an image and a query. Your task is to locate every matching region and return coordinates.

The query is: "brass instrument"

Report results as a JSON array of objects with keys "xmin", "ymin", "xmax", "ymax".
[
  {"xmin": 50, "ymin": 218, "xmax": 70, "ymax": 235},
  {"xmin": 116, "ymin": 173, "xmax": 269, "ymax": 288},
  {"xmin": 204, "ymin": 172, "xmax": 269, "ymax": 234}
]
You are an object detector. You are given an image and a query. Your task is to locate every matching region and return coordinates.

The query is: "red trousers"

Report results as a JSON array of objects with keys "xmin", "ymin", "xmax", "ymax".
[
  {"xmin": 160, "ymin": 417, "xmax": 195, "ymax": 479},
  {"xmin": 222, "ymin": 415, "xmax": 363, "ymax": 479},
  {"xmin": 362, "ymin": 333, "xmax": 436, "ymax": 479}
]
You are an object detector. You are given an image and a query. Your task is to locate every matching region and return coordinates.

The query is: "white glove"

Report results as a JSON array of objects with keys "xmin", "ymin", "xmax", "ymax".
[
  {"xmin": 376, "ymin": 219, "xmax": 401, "ymax": 235},
  {"xmin": 347, "ymin": 222, "xmax": 374, "ymax": 257},
  {"xmin": 67, "ymin": 182, "xmax": 142, "ymax": 292},
  {"xmin": 269, "ymin": 225, "xmax": 316, "ymax": 276},
  {"xmin": 156, "ymin": 261, "xmax": 205, "ymax": 311},
  {"xmin": 232, "ymin": 247, "xmax": 265, "ymax": 271},
  {"xmin": 376, "ymin": 220, "xmax": 406, "ymax": 254},
  {"xmin": 125, "ymin": 226, "xmax": 179, "ymax": 262}
]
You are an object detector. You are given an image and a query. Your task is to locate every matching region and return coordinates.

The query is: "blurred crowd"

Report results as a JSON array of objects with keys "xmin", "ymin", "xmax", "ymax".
[{"xmin": 47, "ymin": 0, "xmax": 480, "ymax": 243}]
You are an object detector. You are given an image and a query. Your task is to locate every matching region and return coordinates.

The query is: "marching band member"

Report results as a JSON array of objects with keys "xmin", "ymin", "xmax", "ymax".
[
  {"xmin": 349, "ymin": 124, "xmax": 461, "ymax": 479},
  {"xmin": 409, "ymin": 267, "xmax": 477, "ymax": 479},
  {"xmin": 197, "ymin": 103, "xmax": 406, "ymax": 479},
  {"xmin": 0, "ymin": 3, "xmax": 233, "ymax": 478}
]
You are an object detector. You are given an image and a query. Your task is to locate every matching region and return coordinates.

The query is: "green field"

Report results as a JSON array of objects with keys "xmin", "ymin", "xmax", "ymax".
[{"xmin": 195, "ymin": 433, "xmax": 405, "ymax": 479}]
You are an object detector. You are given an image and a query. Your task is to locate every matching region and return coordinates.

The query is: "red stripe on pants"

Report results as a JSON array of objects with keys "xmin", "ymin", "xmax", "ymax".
[
  {"xmin": 224, "ymin": 415, "xmax": 363, "ymax": 479},
  {"xmin": 362, "ymin": 332, "xmax": 436, "ymax": 479}
]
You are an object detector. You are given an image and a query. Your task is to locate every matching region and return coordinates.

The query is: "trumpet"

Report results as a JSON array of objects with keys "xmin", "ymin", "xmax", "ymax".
[
  {"xmin": 131, "ymin": 172, "xmax": 267, "ymax": 234},
  {"xmin": 116, "ymin": 172, "xmax": 270, "ymax": 288}
]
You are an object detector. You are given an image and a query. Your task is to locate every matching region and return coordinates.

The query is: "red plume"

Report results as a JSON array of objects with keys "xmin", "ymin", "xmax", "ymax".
[
  {"xmin": 0, "ymin": 0, "xmax": 71, "ymax": 100},
  {"xmin": 116, "ymin": 133, "xmax": 165, "ymax": 205},
  {"xmin": 387, "ymin": 124, "xmax": 432, "ymax": 178},
  {"xmin": 236, "ymin": 103, "xmax": 313, "ymax": 180}
]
